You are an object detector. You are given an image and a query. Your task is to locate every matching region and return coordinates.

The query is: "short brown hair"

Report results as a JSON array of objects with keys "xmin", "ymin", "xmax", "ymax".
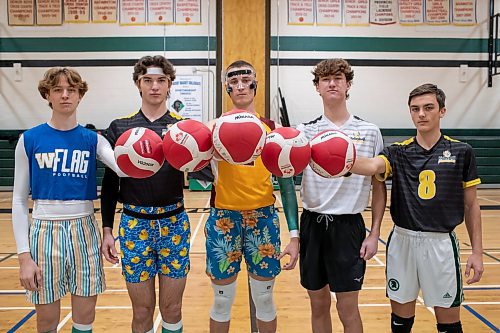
[
  {"xmin": 312, "ymin": 58, "xmax": 354, "ymax": 86},
  {"xmin": 38, "ymin": 67, "xmax": 88, "ymax": 107},
  {"xmin": 408, "ymin": 83, "xmax": 446, "ymax": 109},
  {"xmin": 225, "ymin": 60, "xmax": 256, "ymax": 76}
]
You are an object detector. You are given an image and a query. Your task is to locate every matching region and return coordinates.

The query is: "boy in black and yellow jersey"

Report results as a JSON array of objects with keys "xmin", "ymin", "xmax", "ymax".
[
  {"xmin": 100, "ymin": 55, "xmax": 189, "ymax": 333},
  {"xmin": 351, "ymin": 83, "xmax": 484, "ymax": 333}
]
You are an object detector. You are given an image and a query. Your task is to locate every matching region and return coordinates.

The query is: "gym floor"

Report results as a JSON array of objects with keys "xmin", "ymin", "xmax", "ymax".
[{"xmin": 0, "ymin": 189, "xmax": 499, "ymax": 332}]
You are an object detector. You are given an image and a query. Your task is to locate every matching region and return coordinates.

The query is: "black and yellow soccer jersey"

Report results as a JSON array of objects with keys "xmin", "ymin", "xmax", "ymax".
[
  {"xmin": 101, "ymin": 110, "xmax": 185, "ymax": 229},
  {"xmin": 377, "ymin": 135, "xmax": 480, "ymax": 232}
]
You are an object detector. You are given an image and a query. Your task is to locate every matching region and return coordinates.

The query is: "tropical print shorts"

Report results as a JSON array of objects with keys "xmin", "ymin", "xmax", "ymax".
[{"xmin": 205, "ymin": 205, "xmax": 281, "ymax": 280}]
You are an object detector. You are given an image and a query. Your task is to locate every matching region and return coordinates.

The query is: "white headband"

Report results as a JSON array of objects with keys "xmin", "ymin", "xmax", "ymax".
[
  {"xmin": 138, "ymin": 67, "xmax": 168, "ymax": 81},
  {"xmin": 145, "ymin": 67, "xmax": 165, "ymax": 75}
]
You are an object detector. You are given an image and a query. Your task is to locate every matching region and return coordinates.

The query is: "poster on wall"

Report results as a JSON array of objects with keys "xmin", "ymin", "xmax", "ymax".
[
  {"xmin": 64, "ymin": 0, "xmax": 90, "ymax": 23},
  {"xmin": 316, "ymin": 0, "xmax": 342, "ymax": 26},
  {"xmin": 119, "ymin": 0, "xmax": 146, "ymax": 25},
  {"xmin": 344, "ymin": 0, "xmax": 369, "ymax": 26},
  {"xmin": 398, "ymin": 0, "xmax": 424, "ymax": 25},
  {"xmin": 36, "ymin": 0, "xmax": 63, "ymax": 25},
  {"xmin": 147, "ymin": 0, "xmax": 174, "ymax": 24},
  {"xmin": 92, "ymin": 0, "xmax": 117, "ymax": 23},
  {"xmin": 175, "ymin": 0, "xmax": 201, "ymax": 25},
  {"xmin": 452, "ymin": 0, "xmax": 476, "ymax": 25},
  {"xmin": 370, "ymin": 0, "xmax": 397, "ymax": 25},
  {"xmin": 288, "ymin": 0, "xmax": 314, "ymax": 25},
  {"xmin": 169, "ymin": 76, "xmax": 204, "ymax": 122},
  {"xmin": 425, "ymin": 0, "xmax": 450, "ymax": 24},
  {"xmin": 8, "ymin": 0, "xmax": 35, "ymax": 26}
]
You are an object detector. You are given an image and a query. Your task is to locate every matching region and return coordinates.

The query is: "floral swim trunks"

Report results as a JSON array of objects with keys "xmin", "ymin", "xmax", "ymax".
[{"xmin": 205, "ymin": 205, "xmax": 281, "ymax": 280}]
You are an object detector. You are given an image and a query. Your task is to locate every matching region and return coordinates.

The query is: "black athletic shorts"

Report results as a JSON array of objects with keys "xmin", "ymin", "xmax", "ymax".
[{"xmin": 299, "ymin": 209, "xmax": 366, "ymax": 293}]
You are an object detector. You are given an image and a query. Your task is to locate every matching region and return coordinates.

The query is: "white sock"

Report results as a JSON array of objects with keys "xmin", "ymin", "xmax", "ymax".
[
  {"xmin": 162, "ymin": 320, "xmax": 183, "ymax": 330},
  {"xmin": 73, "ymin": 322, "xmax": 93, "ymax": 331}
]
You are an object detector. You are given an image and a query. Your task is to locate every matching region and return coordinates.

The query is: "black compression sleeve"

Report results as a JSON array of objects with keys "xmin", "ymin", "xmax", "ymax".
[{"xmin": 100, "ymin": 167, "xmax": 120, "ymax": 229}]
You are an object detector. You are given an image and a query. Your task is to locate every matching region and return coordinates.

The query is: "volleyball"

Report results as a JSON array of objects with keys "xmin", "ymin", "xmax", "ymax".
[
  {"xmin": 261, "ymin": 127, "xmax": 311, "ymax": 178},
  {"xmin": 309, "ymin": 130, "xmax": 356, "ymax": 178},
  {"xmin": 163, "ymin": 119, "xmax": 214, "ymax": 172},
  {"xmin": 212, "ymin": 111, "xmax": 266, "ymax": 165},
  {"xmin": 114, "ymin": 127, "xmax": 165, "ymax": 178}
]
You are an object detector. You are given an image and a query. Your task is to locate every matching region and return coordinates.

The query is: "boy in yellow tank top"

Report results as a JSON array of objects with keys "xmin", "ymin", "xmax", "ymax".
[{"xmin": 205, "ymin": 60, "xmax": 299, "ymax": 333}]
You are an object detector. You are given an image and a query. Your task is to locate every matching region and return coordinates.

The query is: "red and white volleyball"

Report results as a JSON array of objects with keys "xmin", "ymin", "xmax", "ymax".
[
  {"xmin": 261, "ymin": 127, "xmax": 311, "ymax": 178},
  {"xmin": 163, "ymin": 119, "xmax": 214, "ymax": 172},
  {"xmin": 309, "ymin": 130, "xmax": 356, "ymax": 178},
  {"xmin": 212, "ymin": 111, "xmax": 266, "ymax": 165},
  {"xmin": 114, "ymin": 127, "xmax": 165, "ymax": 178}
]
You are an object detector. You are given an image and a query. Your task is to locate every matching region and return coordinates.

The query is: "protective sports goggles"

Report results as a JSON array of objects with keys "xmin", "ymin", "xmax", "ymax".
[{"xmin": 225, "ymin": 69, "xmax": 256, "ymax": 89}]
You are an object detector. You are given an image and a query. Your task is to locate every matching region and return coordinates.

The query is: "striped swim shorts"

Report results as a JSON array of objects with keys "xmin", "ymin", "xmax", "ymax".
[{"xmin": 27, "ymin": 214, "xmax": 105, "ymax": 304}]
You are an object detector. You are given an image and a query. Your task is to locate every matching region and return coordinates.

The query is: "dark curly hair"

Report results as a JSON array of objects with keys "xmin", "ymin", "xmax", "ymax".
[{"xmin": 133, "ymin": 55, "xmax": 176, "ymax": 82}]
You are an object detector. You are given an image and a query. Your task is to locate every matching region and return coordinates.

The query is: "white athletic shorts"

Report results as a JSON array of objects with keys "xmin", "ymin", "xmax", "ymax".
[{"xmin": 386, "ymin": 226, "xmax": 463, "ymax": 308}]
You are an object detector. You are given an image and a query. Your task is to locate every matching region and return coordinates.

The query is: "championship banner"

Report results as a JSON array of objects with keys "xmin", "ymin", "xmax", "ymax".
[
  {"xmin": 288, "ymin": 0, "xmax": 314, "ymax": 25},
  {"xmin": 175, "ymin": 0, "xmax": 201, "ymax": 25},
  {"xmin": 64, "ymin": 0, "xmax": 90, "ymax": 23},
  {"xmin": 370, "ymin": 0, "xmax": 397, "ymax": 25},
  {"xmin": 316, "ymin": 0, "xmax": 342, "ymax": 26},
  {"xmin": 147, "ymin": 0, "xmax": 174, "ymax": 25},
  {"xmin": 119, "ymin": 0, "xmax": 146, "ymax": 25},
  {"xmin": 452, "ymin": 0, "xmax": 476, "ymax": 25},
  {"xmin": 36, "ymin": 0, "xmax": 63, "ymax": 25},
  {"xmin": 398, "ymin": 0, "xmax": 424, "ymax": 25},
  {"xmin": 344, "ymin": 0, "xmax": 369, "ymax": 26},
  {"xmin": 425, "ymin": 0, "xmax": 450, "ymax": 24},
  {"xmin": 92, "ymin": 0, "xmax": 117, "ymax": 23},
  {"xmin": 8, "ymin": 0, "xmax": 35, "ymax": 26}
]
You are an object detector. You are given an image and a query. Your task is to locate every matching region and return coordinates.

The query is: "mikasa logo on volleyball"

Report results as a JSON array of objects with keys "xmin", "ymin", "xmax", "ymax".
[
  {"xmin": 234, "ymin": 114, "xmax": 254, "ymax": 120},
  {"xmin": 35, "ymin": 149, "xmax": 90, "ymax": 178},
  {"xmin": 320, "ymin": 131, "xmax": 335, "ymax": 140}
]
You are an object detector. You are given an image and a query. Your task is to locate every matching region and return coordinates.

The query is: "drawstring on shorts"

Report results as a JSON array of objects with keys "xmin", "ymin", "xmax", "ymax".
[{"xmin": 316, "ymin": 214, "xmax": 334, "ymax": 230}]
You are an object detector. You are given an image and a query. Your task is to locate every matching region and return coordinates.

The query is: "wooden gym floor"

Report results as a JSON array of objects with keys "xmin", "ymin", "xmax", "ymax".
[{"xmin": 0, "ymin": 189, "xmax": 499, "ymax": 332}]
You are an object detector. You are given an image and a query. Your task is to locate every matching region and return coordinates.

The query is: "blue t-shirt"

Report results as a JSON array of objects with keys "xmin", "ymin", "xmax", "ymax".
[{"xmin": 23, "ymin": 123, "xmax": 98, "ymax": 200}]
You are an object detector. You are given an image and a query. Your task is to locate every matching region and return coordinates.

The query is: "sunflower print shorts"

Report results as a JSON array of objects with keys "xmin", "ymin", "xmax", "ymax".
[{"xmin": 119, "ymin": 203, "xmax": 190, "ymax": 283}]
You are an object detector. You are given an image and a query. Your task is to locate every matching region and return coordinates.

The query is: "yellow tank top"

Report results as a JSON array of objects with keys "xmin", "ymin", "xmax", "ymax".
[{"xmin": 211, "ymin": 115, "xmax": 275, "ymax": 210}]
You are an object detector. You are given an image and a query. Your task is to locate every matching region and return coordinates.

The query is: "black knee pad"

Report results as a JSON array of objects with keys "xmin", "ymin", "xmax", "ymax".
[
  {"xmin": 391, "ymin": 313, "xmax": 415, "ymax": 333},
  {"xmin": 437, "ymin": 321, "xmax": 462, "ymax": 333}
]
